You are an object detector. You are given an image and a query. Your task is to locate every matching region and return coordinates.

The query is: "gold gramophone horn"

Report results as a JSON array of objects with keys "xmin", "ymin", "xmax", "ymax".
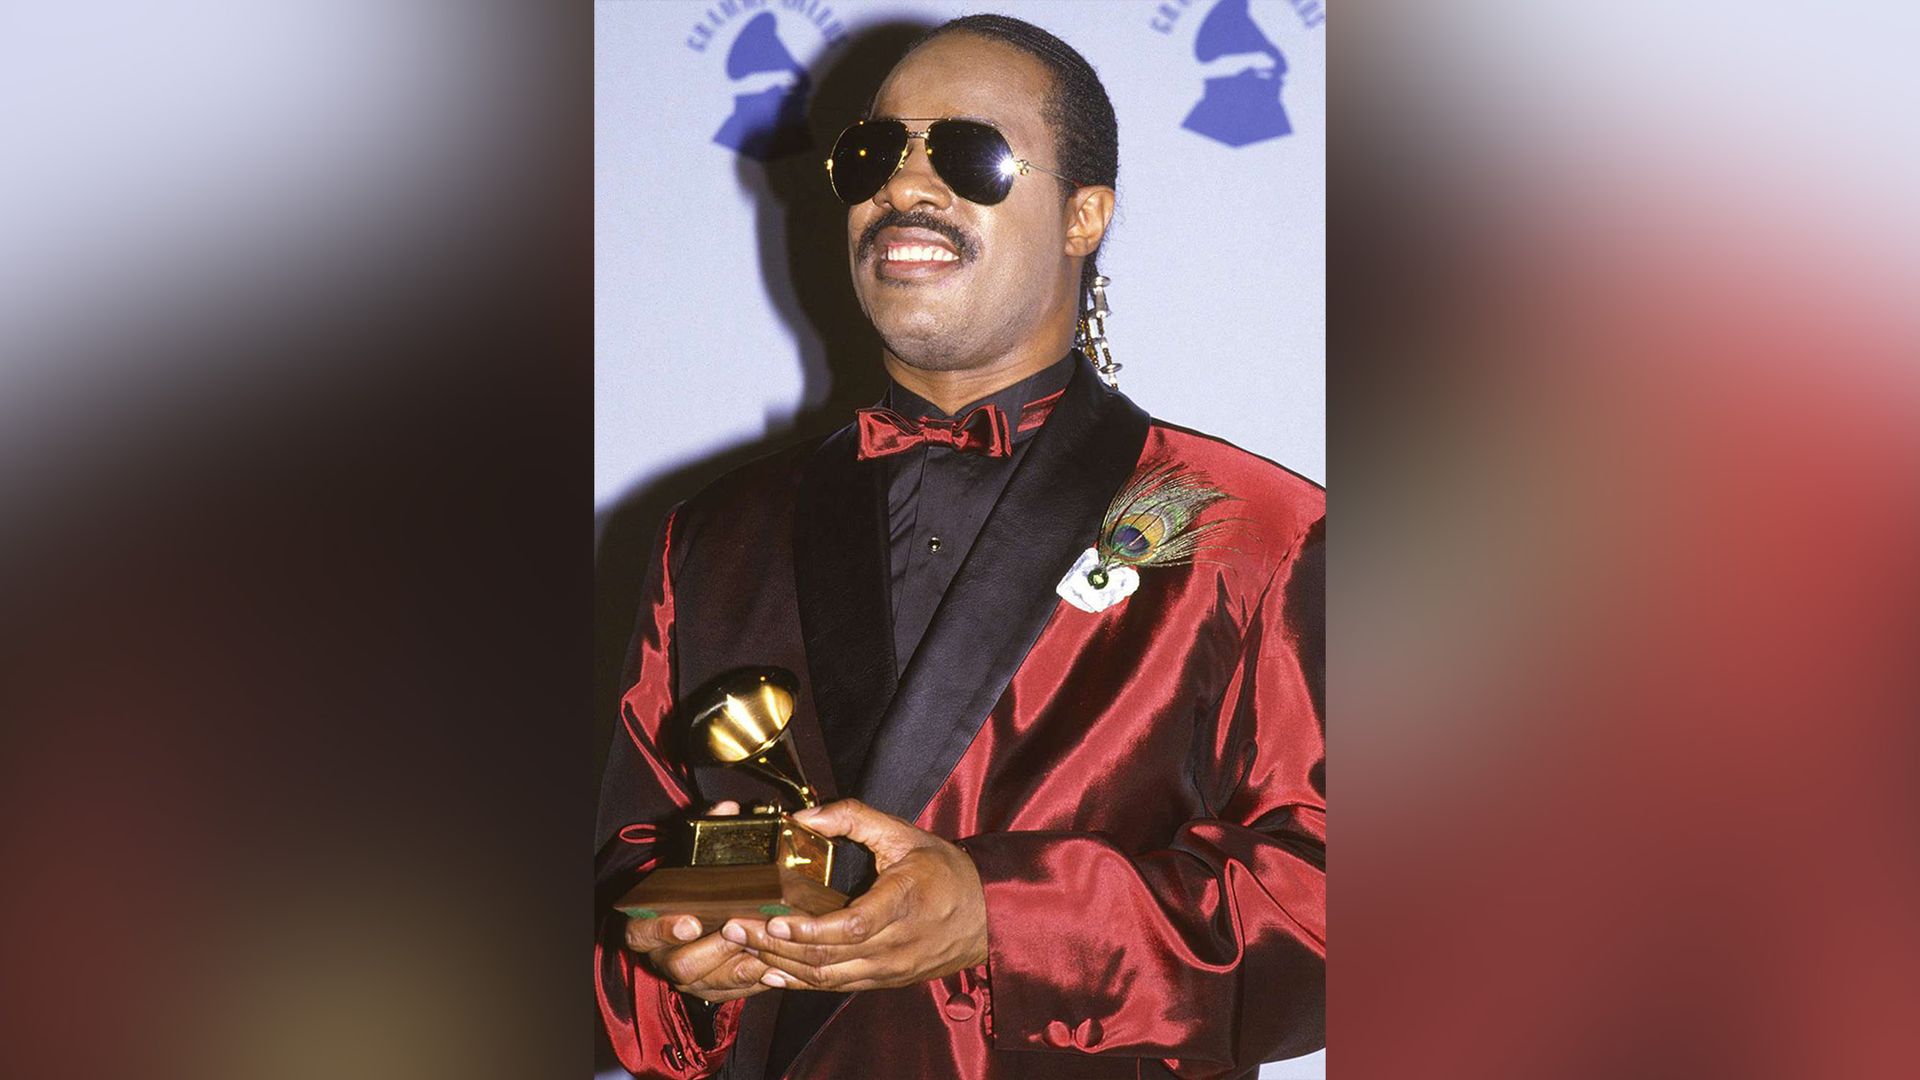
[{"xmin": 689, "ymin": 667, "xmax": 819, "ymax": 809}]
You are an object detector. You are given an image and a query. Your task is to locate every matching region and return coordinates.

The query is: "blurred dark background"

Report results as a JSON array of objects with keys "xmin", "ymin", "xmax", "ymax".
[
  {"xmin": 3, "ymin": 3, "xmax": 1918, "ymax": 1079},
  {"xmin": 0, "ymin": 5, "xmax": 595, "ymax": 1078}
]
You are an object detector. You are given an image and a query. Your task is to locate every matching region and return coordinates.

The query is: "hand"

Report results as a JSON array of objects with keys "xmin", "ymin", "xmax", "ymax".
[
  {"xmin": 730, "ymin": 799, "xmax": 989, "ymax": 992},
  {"xmin": 623, "ymin": 801, "xmax": 773, "ymax": 1004}
]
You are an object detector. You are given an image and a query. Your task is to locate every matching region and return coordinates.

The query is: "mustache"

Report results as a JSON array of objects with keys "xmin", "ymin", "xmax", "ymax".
[{"xmin": 856, "ymin": 210, "xmax": 979, "ymax": 262}]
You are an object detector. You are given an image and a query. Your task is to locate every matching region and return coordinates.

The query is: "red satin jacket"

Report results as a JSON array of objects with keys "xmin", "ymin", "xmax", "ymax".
[{"xmin": 596, "ymin": 359, "xmax": 1325, "ymax": 1079}]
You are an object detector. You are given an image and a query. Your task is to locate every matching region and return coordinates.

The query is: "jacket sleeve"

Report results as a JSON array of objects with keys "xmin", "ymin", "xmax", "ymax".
[
  {"xmin": 594, "ymin": 508, "xmax": 746, "ymax": 1078},
  {"xmin": 959, "ymin": 518, "xmax": 1326, "ymax": 1074}
]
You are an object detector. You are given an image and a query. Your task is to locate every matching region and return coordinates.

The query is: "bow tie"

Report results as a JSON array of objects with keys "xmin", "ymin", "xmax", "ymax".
[{"xmin": 855, "ymin": 403, "xmax": 1012, "ymax": 461}]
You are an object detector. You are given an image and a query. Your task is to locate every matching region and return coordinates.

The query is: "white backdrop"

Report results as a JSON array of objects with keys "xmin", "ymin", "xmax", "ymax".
[{"xmin": 597, "ymin": 3, "xmax": 1323, "ymax": 1076}]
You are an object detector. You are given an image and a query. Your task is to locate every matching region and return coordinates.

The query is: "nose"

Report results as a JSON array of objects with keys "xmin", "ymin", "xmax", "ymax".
[{"xmin": 875, "ymin": 132, "xmax": 952, "ymax": 212}]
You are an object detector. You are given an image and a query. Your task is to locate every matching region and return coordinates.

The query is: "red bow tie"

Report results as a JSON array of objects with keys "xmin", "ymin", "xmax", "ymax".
[{"xmin": 855, "ymin": 403, "xmax": 1012, "ymax": 461}]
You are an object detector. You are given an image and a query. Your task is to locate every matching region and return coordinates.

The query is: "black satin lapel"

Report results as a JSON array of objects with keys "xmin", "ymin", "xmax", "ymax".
[
  {"xmin": 855, "ymin": 358, "xmax": 1151, "ymax": 840},
  {"xmin": 770, "ymin": 430, "xmax": 890, "ymax": 1080},
  {"xmin": 771, "ymin": 424, "xmax": 879, "ymax": 1068},
  {"xmin": 792, "ymin": 426, "xmax": 897, "ymax": 800}
]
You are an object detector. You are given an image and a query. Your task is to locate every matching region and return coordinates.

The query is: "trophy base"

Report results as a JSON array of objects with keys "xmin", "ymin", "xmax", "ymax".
[{"xmin": 615, "ymin": 864, "xmax": 847, "ymax": 935}]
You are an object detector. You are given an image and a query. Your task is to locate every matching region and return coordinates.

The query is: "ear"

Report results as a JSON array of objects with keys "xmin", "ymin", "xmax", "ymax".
[{"xmin": 1063, "ymin": 186, "xmax": 1116, "ymax": 257}]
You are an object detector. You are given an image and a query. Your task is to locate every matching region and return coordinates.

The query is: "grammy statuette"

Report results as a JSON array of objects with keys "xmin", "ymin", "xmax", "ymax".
[{"xmin": 615, "ymin": 667, "xmax": 848, "ymax": 933}]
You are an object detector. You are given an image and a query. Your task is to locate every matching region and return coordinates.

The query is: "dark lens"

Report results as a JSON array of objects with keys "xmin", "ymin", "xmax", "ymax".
[
  {"xmin": 927, "ymin": 120, "xmax": 1017, "ymax": 205},
  {"xmin": 827, "ymin": 121, "xmax": 907, "ymax": 204}
]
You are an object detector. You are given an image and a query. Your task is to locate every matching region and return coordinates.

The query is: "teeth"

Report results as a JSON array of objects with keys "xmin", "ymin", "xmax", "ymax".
[{"xmin": 882, "ymin": 244, "xmax": 958, "ymax": 263}]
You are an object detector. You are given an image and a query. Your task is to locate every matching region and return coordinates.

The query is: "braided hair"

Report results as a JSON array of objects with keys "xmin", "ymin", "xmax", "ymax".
[{"xmin": 909, "ymin": 14, "xmax": 1120, "ymax": 305}]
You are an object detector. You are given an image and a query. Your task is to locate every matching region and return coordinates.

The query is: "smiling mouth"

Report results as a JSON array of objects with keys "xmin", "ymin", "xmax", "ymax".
[
  {"xmin": 881, "ymin": 243, "xmax": 960, "ymax": 264},
  {"xmin": 872, "ymin": 236, "xmax": 966, "ymax": 282}
]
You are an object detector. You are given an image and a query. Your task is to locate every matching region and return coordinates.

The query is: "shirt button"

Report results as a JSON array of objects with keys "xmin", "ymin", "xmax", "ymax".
[{"xmin": 927, "ymin": 536, "xmax": 942, "ymax": 553}]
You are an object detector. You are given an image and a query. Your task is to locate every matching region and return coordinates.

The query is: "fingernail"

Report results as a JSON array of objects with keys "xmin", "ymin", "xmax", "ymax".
[
  {"xmin": 762, "ymin": 970, "xmax": 787, "ymax": 987},
  {"xmin": 743, "ymin": 946, "xmax": 760, "ymax": 957},
  {"xmin": 768, "ymin": 919, "xmax": 791, "ymax": 940},
  {"xmin": 673, "ymin": 918, "xmax": 700, "ymax": 941},
  {"xmin": 721, "ymin": 923, "xmax": 746, "ymax": 944}
]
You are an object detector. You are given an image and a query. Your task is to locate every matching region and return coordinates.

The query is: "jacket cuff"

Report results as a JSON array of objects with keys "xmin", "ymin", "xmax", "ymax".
[{"xmin": 958, "ymin": 832, "xmax": 1113, "ymax": 1054}]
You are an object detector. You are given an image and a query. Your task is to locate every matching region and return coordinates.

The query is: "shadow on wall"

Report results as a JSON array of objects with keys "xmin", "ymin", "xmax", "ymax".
[{"xmin": 591, "ymin": 22, "xmax": 932, "ymax": 1070}]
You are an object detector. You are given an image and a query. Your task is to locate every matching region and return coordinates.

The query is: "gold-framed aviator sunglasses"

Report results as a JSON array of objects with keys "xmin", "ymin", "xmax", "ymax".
[{"xmin": 825, "ymin": 118, "xmax": 1080, "ymax": 206}]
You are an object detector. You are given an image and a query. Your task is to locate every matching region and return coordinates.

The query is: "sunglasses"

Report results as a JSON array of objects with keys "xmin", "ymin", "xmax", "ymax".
[{"xmin": 825, "ymin": 118, "xmax": 1078, "ymax": 206}]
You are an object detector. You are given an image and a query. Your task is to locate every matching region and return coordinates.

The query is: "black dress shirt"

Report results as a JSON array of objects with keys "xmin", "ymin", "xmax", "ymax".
[{"xmin": 880, "ymin": 352, "xmax": 1077, "ymax": 681}]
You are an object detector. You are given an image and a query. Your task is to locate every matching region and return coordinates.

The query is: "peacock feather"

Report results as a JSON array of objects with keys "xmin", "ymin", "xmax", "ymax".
[{"xmin": 1085, "ymin": 463, "xmax": 1235, "ymax": 589}]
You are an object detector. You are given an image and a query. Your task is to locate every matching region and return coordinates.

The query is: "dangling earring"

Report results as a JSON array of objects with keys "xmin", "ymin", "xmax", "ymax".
[{"xmin": 1080, "ymin": 275, "xmax": 1121, "ymax": 388}]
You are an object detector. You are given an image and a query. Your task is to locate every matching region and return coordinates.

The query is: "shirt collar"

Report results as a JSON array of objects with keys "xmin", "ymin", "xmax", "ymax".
[{"xmin": 885, "ymin": 351, "xmax": 1078, "ymax": 442}]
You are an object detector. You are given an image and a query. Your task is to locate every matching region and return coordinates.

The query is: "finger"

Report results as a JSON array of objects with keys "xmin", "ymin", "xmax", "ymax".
[
  {"xmin": 693, "ymin": 981, "xmax": 770, "ymax": 1003},
  {"xmin": 682, "ymin": 951, "xmax": 771, "ymax": 999},
  {"xmin": 756, "ymin": 952, "xmax": 883, "ymax": 991},
  {"xmin": 625, "ymin": 913, "xmax": 706, "ymax": 953},
  {"xmin": 762, "ymin": 969, "xmax": 892, "ymax": 993},
  {"xmin": 708, "ymin": 800, "xmax": 741, "ymax": 816},
  {"xmin": 734, "ymin": 917, "xmax": 904, "ymax": 969},
  {"xmin": 789, "ymin": 799, "xmax": 925, "ymax": 862},
  {"xmin": 646, "ymin": 931, "xmax": 746, "ymax": 987},
  {"xmin": 766, "ymin": 870, "xmax": 913, "ymax": 945},
  {"xmin": 658, "ymin": 918, "xmax": 768, "ymax": 987}
]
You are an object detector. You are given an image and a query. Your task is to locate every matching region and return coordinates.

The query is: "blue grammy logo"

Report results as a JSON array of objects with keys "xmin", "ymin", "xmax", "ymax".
[
  {"xmin": 711, "ymin": 11, "xmax": 812, "ymax": 161},
  {"xmin": 1181, "ymin": 0, "xmax": 1291, "ymax": 148}
]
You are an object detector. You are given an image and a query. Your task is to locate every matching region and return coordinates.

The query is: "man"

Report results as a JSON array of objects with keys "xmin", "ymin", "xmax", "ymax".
[{"xmin": 596, "ymin": 14, "xmax": 1324, "ymax": 1079}]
